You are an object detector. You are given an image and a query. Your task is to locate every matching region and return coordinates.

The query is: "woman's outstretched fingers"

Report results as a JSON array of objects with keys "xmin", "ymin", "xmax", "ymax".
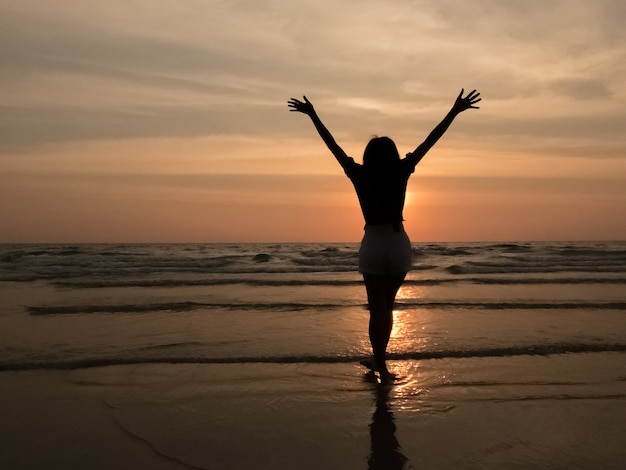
[
  {"xmin": 287, "ymin": 96, "xmax": 314, "ymax": 115},
  {"xmin": 454, "ymin": 89, "xmax": 481, "ymax": 112},
  {"xmin": 466, "ymin": 89, "xmax": 481, "ymax": 108},
  {"xmin": 287, "ymin": 98, "xmax": 302, "ymax": 111}
]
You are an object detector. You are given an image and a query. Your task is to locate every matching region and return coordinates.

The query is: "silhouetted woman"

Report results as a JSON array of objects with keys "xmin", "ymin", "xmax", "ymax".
[{"xmin": 288, "ymin": 89, "xmax": 481, "ymax": 381}]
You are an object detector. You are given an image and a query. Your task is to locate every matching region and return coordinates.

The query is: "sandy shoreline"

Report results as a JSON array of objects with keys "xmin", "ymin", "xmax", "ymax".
[{"xmin": 2, "ymin": 355, "xmax": 626, "ymax": 469}]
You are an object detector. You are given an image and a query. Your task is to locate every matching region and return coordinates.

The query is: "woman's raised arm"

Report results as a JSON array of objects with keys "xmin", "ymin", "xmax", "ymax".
[
  {"xmin": 406, "ymin": 89, "xmax": 481, "ymax": 168},
  {"xmin": 288, "ymin": 96, "xmax": 352, "ymax": 169}
]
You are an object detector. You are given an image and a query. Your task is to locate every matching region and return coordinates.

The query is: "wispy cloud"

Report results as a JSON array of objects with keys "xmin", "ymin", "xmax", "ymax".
[{"xmin": 1, "ymin": 0, "xmax": 625, "ymax": 149}]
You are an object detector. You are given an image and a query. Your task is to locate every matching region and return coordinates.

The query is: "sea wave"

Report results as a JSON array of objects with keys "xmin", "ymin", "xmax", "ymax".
[
  {"xmin": 1, "ymin": 342, "xmax": 624, "ymax": 371},
  {"xmin": 48, "ymin": 276, "xmax": 626, "ymax": 289},
  {"xmin": 446, "ymin": 262, "xmax": 626, "ymax": 275},
  {"xmin": 26, "ymin": 300, "xmax": 626, "ymax": 315},
  {"xmin": 2, "ymin": 242, "xmax": 625, "ymax": 282}
]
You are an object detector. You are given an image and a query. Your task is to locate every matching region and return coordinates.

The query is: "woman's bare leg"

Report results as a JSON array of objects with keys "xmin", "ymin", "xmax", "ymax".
[{"xmin": 363, "ymin": 273, "xmax": 406, "ymax": 380}]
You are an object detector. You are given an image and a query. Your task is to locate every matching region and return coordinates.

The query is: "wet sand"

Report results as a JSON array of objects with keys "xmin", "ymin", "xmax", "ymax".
[{"xmin": 2, "ymin": 354, "xmax": 625, "ymax": 469}]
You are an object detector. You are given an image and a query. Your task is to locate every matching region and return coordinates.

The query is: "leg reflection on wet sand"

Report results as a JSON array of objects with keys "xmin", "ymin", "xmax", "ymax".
[{"xmin": 367, "ymin": 373, "xmax": 410, "ymax": 470}]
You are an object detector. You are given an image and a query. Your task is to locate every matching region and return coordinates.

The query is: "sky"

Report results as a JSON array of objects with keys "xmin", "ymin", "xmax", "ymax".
[{"xmin": 1, "ymin": 0, "xmax": 625, "ymax": 243}]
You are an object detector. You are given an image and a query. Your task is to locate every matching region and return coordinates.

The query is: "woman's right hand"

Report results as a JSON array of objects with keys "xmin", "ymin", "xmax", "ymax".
[
  {"xmin": 452, "ymin": 89, "xmax": 481, "ymax": 114},
  {"xmin": 288, "ymin": 96, "xmax": 315, "ymax": 116}
]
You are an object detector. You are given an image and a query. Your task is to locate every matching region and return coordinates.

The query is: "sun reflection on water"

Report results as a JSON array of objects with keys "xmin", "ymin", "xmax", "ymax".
[
  {"xmin": 395, "ymin": 284, "xmax": 424, "ymax": 302},
  {"xmin": 384, "ymin": 284, "xmax": 456, "ymax": 413},
  {"xmin": 384, "ymin": 361, "xmax": 456, "ymax": 414}
]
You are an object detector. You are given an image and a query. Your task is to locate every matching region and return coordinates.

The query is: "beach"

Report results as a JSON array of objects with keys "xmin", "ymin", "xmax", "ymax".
[
  {"xmin": 1, "ymin": 242, "xmax": 625, "ymax": 468},
  {"xmin": 3, "ymin": 356, "xmax": 625, "ymax": 469}
]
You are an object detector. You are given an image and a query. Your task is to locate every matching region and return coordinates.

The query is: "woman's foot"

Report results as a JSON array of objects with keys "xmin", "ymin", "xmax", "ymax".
[
  {"xmin": 361, "ymin": 357, "xmax": 395, "ymax": 382},
  {"xmin": 378, "ymin": 368, "xmax": 396, "ymax": 383}
]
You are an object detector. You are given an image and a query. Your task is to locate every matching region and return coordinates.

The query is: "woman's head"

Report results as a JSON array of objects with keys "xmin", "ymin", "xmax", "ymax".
[{"xmin": 363, "ymin": 136, "xmax": 400, "ymax": 168}]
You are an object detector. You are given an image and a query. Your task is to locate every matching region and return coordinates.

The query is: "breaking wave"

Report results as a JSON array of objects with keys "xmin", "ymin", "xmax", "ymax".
[
  {"xmin": 1, "ymin": 342, "xmax": 624, "ymax": 371},
  {"xmin": 27, "ymin": 300, "xmax": 626, "ymax": 315}
]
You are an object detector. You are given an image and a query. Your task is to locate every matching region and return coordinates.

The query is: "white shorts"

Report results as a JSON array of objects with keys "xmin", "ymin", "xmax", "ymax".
[{"xmin": 358, "ymin": 224, "xmax": 413, "ymax": 275}]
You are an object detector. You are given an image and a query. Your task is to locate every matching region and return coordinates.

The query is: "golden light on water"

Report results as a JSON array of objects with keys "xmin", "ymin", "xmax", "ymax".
[
  {"xmin": 394, "ymin": 284, "xmax": 424, "ymax": 302},
  {"xmin": 390, "ymin": 284, "xmax": 427, "ymax": 349},
  {"xmin": 390, "ymin": 310, "xmax": 411, "ymax": 345},
  {"xmin": 386, "ymin": 284, "xmax": 439, "ymax": 403}
]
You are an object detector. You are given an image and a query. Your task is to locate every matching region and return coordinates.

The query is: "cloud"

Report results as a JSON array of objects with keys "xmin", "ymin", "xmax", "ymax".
[
  {"xmin": 1, "ymin": 0, "xmax": 625, "ymax": 160},
  {"xmin": 548, "ymin": 78, "xmax": 613, "ymax": 100},
  {"xmin": 3, "ymin": 0, "xmax": 626, "ymax": 243}
]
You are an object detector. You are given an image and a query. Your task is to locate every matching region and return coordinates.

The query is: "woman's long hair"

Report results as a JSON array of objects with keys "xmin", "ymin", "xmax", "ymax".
[{"xmin": 362, "ymin": 136, "xmax": 400, "ymax": 170}]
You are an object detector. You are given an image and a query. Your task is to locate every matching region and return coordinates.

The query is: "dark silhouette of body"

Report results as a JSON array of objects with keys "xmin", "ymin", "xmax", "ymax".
[{"xmin": 288, "ymin": 89, "xmax": 480, "ymax": 381}]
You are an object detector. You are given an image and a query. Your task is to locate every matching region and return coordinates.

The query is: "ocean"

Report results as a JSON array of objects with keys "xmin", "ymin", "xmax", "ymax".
[
  {"xmin": 1, "ymin": 241, "xmax": 626, "ymax": 370},
  {"xmin": 2, "ymin": 242, "xmax": 626, "ymax": 469}
]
